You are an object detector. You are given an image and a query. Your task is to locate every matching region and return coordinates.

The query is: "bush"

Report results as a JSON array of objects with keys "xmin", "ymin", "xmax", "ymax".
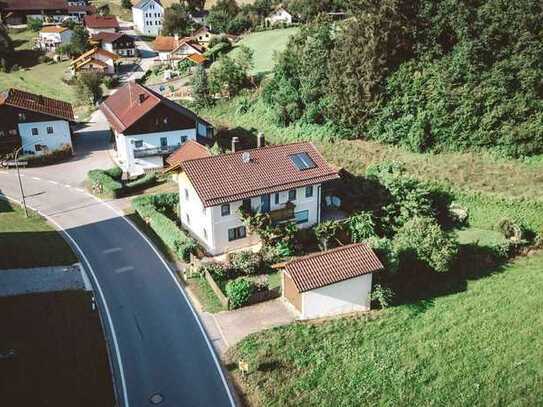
[
  {"xmin": 200, "ymin": 263, "xmax": 228, "ymax": 281},
  {"xmin": 365, "ymin": 236, "xmax": 399, "ymax": 274},
  {"xmin": 87, "ymin": 168, "xmax": 123, "ymax": 199},
  {"xmin": 225, "ymin": 277, "xmax": 255, "ymax": 309},
  {"xmin": 497, "ymin": 219, "xmax": 527, "ymax": 242},
  {"xmin": 28, "ymin": 18, "xmax": 43, "ymax": 32},
  {"xmin": 22, "ymin": 145, "xmax": 72, "ymax": 167},
  {"xmin": 230, "ymin": 251, "xmax": 262, "ymax": 275},
  {"xmin": 370, "ymin": 284, "xmax": 394, "ymax": 309},
  {"xmin": 38, "ymin": 55, "xmax": 51, "ymax": 64},
  {"xmin": 125, "ymin": 173, "xmax": 157, "ymax": 191},
  {"xmin": 104, "ymin": 166, "xmax": 122, "ymax": 179},
  {"xmin": 347, "ymin": 211, "xmax": 376, "ymax": 242},
  {"xmin": 103, "ymin": 75, "xmax": 119, "ymax": 89}
]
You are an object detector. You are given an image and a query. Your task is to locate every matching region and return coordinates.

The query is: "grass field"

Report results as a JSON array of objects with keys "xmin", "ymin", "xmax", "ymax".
[
  {"xmin": 231, "ymin": 28, "xmax": 299, "ymax": 75},
  {"xmin": 0, "ymin": 199, "xmax": 77, "ymax": 269},
  {"xmin": 0, "ymin": 290, "xmax": 115, "ymax": 406},
  {"xmin": 230, "ymin": 250, "xmax": 543, "ymax": 406},
  {"xmin": 92, "ymin": 0, "xmax": 133, "ymax": 22},
  {"xmin": 0, "ymin": 29, "xmax": 76, "ymax": 103}
]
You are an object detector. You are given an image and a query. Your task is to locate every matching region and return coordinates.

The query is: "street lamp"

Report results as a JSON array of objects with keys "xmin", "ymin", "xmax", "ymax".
[{"xmin": 14, "ymin": 140, "xmax": 42, "ymax": 218}]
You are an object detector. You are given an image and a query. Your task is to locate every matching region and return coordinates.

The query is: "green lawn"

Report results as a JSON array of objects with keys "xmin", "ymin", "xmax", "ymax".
[
  {"xmin": 230, "ymin": 250, "xmax": 543, "ymax": 406},
  {"xmin": 456, "ymin": 227, "xmax": 506, "ymax": 247},
  {"xmin": 230, "ymin": 28, "xmax": 299, "ymax": 75},
  {"xmin": 187, "ymin": 275, "xmax": 226, "ymax": 313},
  {"xmin": 0, "ymin": 199, "xmax": 77, "ymax": 269}
]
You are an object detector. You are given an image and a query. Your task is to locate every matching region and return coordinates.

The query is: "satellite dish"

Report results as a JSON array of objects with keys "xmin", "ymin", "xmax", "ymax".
[{"xmin": 241, "ymin": 152, "xmax": 251, "ymax": 163}]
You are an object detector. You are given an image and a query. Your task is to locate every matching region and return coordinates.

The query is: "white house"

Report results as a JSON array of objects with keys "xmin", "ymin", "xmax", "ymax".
[
  {"xmin": 152, "ymin": 35, "xmax": 205, "ymax": 63},
  {"xmin": 265, "ymin": 6, "xmax": 294, "ymax": 26},
  {"xmin": 37, "ymin": 26, "xmax": 73, "ymax": 53},
  {"xmin": 189, "ymin": 10, "xmax": 209, "ymax": 25},
  {"xmin": 0, "ymin": 88, "xmax": 74, "ymax": 156},
  {"xmin": 70, "ymin": 47, "xmax": 119, "ymax": 75},
  {"xmin": 175, "ymin": 142, "xmax": 340, "ymax": 256},
  {"xmin": 83, "ymin": 15, "xmax": 119, "ymax": 35},
  {"xmin": 191, "ymin": 25, "xmax": 215, "ymax": 46},
  {"xmin": 91, "ymin": 32, "xmax": 136, "ymax": 57},
  {"xmin": 132, "ymin": 0, "xmax": 164, "ymax": 36},
  {"xmin": 281, "ymin": 243, "xmax": 383, "ymax": 319},
  {"xmin": 100, "ymin": 81, "xmax": 213, "ymax": 177}
]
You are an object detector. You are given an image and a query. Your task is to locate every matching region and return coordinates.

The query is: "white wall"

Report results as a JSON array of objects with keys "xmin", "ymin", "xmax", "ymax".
[
  {"xmin": 93, "ymin": 51, "xmax": 116, "ymax": 74},
  {"xmin": 18, "ymin": 120, "xmax": 72, "ymax": 155},
  {"xmin": 301, "ymin": 274, "xmax": 373, "ymax": 319},
  {"xmin": 132, "ymin": 0, "xmax": 163, "ymax": 36},
  {"xmin": 87, "ymin": 27, "xmax": 116, "ymax": 35}
]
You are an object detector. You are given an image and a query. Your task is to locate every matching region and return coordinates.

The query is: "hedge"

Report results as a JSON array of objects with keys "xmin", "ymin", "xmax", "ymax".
[
  {"xmin": 21, "ymin": 145, "xmax": 72, "ymax": 167},
  {"xmin": 125, "ymin": 173, "xmax": 157, "ymax": 192},
  {"xmin": 132, "ymin": 193, "xmax": 197, "ymax": 262},
  {"xmin": 87, "ymin": 169, "xmax": 123, "ymax": 199}
]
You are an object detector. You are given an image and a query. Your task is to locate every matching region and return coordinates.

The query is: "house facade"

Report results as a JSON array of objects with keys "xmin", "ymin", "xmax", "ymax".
[
  {"xmin": 83, "ymin": 15, "xmax": 119, "ymax": 35},
  {"xmin": 132, "ymin": 0, "xmax": 163, "ymax": 36},
  {"xmin": 175, "ymin": 142, "xmax": 340, "ymax": 256},
  {"xmin": 152, "ymin": 35, "xmax": 205, "ymax": 63},
  {"xmin": 0, "ymin": 88, "xmax": 74, "ymax": 156},
  {"xmin": 0, "ymin": 0, "xmax": 94, "ymax": 25},
  {"xmin": 191, "ymin": 26, "xmax": 215, "ymax": 46},
  {"xmin": 37, "ymin": 26, "xmax": 73, "ymax": 53},
  {"xmin": 91, "ymin": 32, "xmax": 136, "ymax": 57},
  {"xmin": 265, "ymin": 7, "xmax": 294, "ymax": 26},
  {"xmin": 281, "ymin": 243, "xmax": 383, "ymax": 319},
  {"xmin": 100, "ymin": 81, "xmax": 213, "ymax": 177}
]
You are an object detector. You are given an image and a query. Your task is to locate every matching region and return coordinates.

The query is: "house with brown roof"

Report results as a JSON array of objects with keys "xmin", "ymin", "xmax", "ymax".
[
  {"xmin": 70, "ymin": 47, "xmax": 120, "ymax": 75},
  {"xmin": 99, "ymin": 81, "xmax": 213, "ymax": 177},
  {"xmin": 152, "ymin": 34, "xmax": 205, "ymax": 63},
  {"xmin": 175, "ymin": 141, "xmax": 340, "ymax": 255},
  {"xmin": 0, "ymin": 0, "xmax": 94, "ymax": 25},
  {"xmin": 190, "ymin": 25, "xmax": 215, "ymax": 45},
  {"xmin": 91, "ymin": 32, "xmax": 136, "ymax": 57},
  {"xmin": 0, "ymin": 88, "xmax": 74, "ymax": 157},
  {"xmin": 280, "ymin": 243, "xmax": 383, "ymax": 319},
  {"xmin": 37, "ymin": 25, "xmax": 73, "ymax": 53},
  {"xmin": 83, "ymin": 15, "xmax": 119, "ymax": 35}
]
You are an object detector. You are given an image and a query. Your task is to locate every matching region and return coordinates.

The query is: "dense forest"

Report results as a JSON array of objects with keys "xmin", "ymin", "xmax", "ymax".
[{"xmin": 264, "ymin": 0, "xmax": 543, "ymax": 157}]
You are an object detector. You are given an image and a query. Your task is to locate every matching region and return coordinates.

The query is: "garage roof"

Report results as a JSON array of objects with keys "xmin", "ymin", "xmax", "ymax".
[{"xmin": 284, "ymin": 243, "xmax": 383, "ymax": 293}]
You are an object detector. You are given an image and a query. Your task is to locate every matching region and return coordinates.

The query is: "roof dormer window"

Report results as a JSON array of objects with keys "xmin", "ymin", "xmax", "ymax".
[{"xmin": 289, "ymin": 152, "xmax": 316, "ymax": 170}]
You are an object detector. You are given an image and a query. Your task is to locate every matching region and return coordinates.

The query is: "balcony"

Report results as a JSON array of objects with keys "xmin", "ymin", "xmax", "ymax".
[
  {"xmin": 133, "ymin": 145, "xmax": 178, "ymax": 158},
  {"xmin": 270, "ymin": 202, "xmax": 295, "ymax": 224}
]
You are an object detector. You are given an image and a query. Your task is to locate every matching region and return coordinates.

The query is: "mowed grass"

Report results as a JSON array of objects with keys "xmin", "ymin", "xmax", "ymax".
[
  {"xmin": 231, "ymin": 28, "xmax": 299, "ymax": 75},
  {"xmin": 0, "ymin": 199, "xmax": 77, "ymax": 269},
  {"xmin": 0, "ymin": 291, "xmax": 115, "ymax": 406},
  {"xmin": 0, "ymin": 29, "xmax": 76, "ymax": 103},
  {"xmin": 230, "ymin": 251, "xmax": 543, "ymax": 406}
]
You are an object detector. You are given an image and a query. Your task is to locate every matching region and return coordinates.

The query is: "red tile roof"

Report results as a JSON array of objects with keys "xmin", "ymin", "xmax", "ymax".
[
  {"xmin": 152, "ymin": 36, "xmax": 204, "ymax": 53},
  {"xmin": 40, "ymin": 25, "xmax": 69, "ymax": 33},
  {"xmin": 285, "ymin": 244, "xmax": 384, "ymax": 293},
  {"xmin": 0, "ymin": 88, "xmax": 74, "ymax": 122},
  {"xmin": 91, "ymin": 32, "xmax": 129, "ymax": 43},
  {"xmin": 83, "ymin": 15, "xmax": 119, "ymax": 29},
  {"xmin": 186, "ymin": 53, "xmax": 207, "ymax": 64},
  {"xmin": 99, "ymin": 81, "xmax": 201, "ymax": 133},
  {"xmin": 166, "ymin": 140, "xmax": 211, "ymax": 167},
  {"xmin": 181, "ymin": 142, "xmax": 340, "ymax": 207},
  {"xmin": 1, "ymin": 0, "xmax": 67, "ymax": 11}
]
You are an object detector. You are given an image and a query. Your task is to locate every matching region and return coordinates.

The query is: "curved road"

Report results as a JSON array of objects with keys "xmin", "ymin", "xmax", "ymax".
[{"xmin": 0, "ymin": 128, "xmax": 235, "ymax": 406}]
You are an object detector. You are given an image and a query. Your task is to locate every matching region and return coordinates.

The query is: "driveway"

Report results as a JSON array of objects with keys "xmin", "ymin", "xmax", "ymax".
[{"xmin": 0, "ymin": 145, "xmax": 236, "ymax": 406}]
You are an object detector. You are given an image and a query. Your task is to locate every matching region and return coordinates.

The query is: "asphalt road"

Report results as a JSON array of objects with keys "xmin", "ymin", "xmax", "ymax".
[{"xmin": 0, "ymin": 132, "xmax": 235, "ymax": 406}]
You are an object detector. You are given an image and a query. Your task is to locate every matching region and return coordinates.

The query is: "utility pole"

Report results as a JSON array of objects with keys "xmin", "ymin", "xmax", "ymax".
[{"xmin": 14, "ymin": 140, "xmax": 42, "ymax": 218}]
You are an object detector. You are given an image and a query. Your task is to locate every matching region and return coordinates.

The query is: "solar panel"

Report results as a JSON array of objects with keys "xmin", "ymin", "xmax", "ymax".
[{"xmin": 289, "ymin": 152, "xmax": 316, "ymax": 170}]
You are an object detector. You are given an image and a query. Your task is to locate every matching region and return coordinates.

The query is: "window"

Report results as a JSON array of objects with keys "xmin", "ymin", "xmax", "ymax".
[
  {"xmin": 221, "ymin": 203, "xmax": 230, "ymax": 216},
  {"xmin": 289, "ymin": 152, "xmax": 316, "ymax": 170},
  {"xmin": 295, "ymin": 210, "xmax": 309, "ymax": 224},
  {"xmin": 181, "ymin": 135, "xmax": 187, "ymax": 143},
  {"xmin": 228, "ymin": 226, "xmax": 246, "ymax": 241},
  {"xmin": 185, "ymin": 213, "xmax": 190, "ymax": 224},
  {"xmin": 184, "ymin": 188, "xmax": 189, "ymax": 200},
  {"xmin": 134, "ymin": 140, "xmax": 143, "ymax": 148},
  {"xmin": 46, "ymin": 126, "xmax": 54, "ymax": 134},
  {"xmin": 35, "ymin": 144, "xmax": 42, "ymax": 152},
  {"xmin": 163, "ymin": 117, "xmax": 168, "ymax": 125},
  {"xmin": 305, "ymin": 185, "xmax": 313, "ymax": 198},
  {"xmin": 274, "ymin": 193, "xmax": 279, "ymax": 205},
  {"xmin": 160, "ymin": 137, "xmax": 168, "ymax": 148},
  {"xmin": 288, "ymin": 189, "xmax": 297, "ymax": 201},
  {"xmin": 31, "ymin": 128, "xmax": 39, "ymax": 136},
  {"xmin": 242, "ymin": 198, "xmax": 251, "ymax": 212},
  {"xmin": 18, "ymin": 113, "xmax": 26, "ymax": 121},
  {"xmin": 8, "ymin": 129, "xmax": 17, "ymax": 136},
  {"xmin": 0, "ymin": 130, "xmax": 4, "ymax": 137}
]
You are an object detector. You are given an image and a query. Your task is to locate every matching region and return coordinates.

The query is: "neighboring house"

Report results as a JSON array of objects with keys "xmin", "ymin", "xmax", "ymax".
[
  {"xmin": 36, "ymin": 25, "xmax": 73, "ymax": 53},
  {"xmin": 132, "ymin": 0, "xmax": 163, "ymax": 36},
  {"xmin": 166, "ymin": 139, "xmax": 211, "ymax": 171},
  {"xmin": 0, "ymin": 88, "xmax": 74, "ymax": 156},
  {"xmin": 99, "ymin": 81, "xmax": 214, "ymax": 177},
  {"xmin": 0, "ymin": 0, "xmax": 94, "ymax": 25},
  {"xmin": 83, "ymin": 15, "xmax": 119, "ymax": 35},
  {"xmin": 152, "ymin": 34, "xmax": 205, "ymax": 62},
  {"xmin": 190, "ymin": 25, "xmax": 215, "ymax": 46},
  {"xmin": 281, "ymin": 243, "xmax": 383, "ymax": 319},
  {"xmin": 189, "ymin": 10, "xmax": 208, "ymax": 25},
  {"xmin": 91, "ymin": 32, "xmax": 136, "ymax": 57},
  {"xmin": 265, "ymin": 6, "xmax": 294, "ymax": 26},
  {"xmin": 70, "ymin": 47, "xmax": 119, "ymax": 75},
  {"xmin": 175, "ymin": 142, "xmax": 340, "ymax": 256}
]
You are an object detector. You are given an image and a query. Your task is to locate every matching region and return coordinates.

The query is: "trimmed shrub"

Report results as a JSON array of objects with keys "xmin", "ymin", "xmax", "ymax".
[
  {"xmin": 230, "ymin": 251, "xmax": 262, "ymax": 275},
  {"xmin": 104, "ymin": 166, "xmax": 122, "ymax": 179},
  {"xmin": 199, "ymin": 263, "xmax": 228, "ymax": 281},
  {"xmin": 87, "ymin": 169, "xmax": 123, "ymax": 199},
  {"xmin": 225, "ymin": 277, "xmax": 255, "ymax": 309},
  {"xmin": 125, "ymin": 173, "xmax": 157, "ymax": 191}
]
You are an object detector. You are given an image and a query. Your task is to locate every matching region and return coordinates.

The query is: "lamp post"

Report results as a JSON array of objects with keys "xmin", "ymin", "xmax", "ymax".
[{"xmin": 14, "ymin": 140, "xmax": 42, "ymax": 218}]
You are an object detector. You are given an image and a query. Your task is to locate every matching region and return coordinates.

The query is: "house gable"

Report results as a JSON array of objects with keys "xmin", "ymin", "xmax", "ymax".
[{"xmin": 123, "ymin": 102, "xmax": 197, "ymax": 135}]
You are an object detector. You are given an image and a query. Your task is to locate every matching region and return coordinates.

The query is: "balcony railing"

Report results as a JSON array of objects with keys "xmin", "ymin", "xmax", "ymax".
[
  {"xmin": 270, "ymin": 202, "xmax": 295, "ymax": 224},
  {"xmin": 133, "ymin": 145, "xmax": 178, "ymax": 158}
]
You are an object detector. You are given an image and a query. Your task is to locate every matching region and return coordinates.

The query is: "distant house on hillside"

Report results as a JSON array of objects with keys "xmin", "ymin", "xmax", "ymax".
[
  {"xmin": 265, "ymin": 6, "xmax": 295, "ymax": 26},
  {"xmin": 152, "ymin": 34, "xmax": 205, "ymax": 63},
  {"xmin": 99, "ymin": 81, "xmax": 213, "ymax": 176},
  {"xmin": 0, "ymin": 0, "xmax": 94, "ymax": 25},
  {"xmin": 0, "ymin": 88, "xmax": 74, "ymax": 156},
  {"xmin": 174, "ymin": 141, "xmax": 340, "ymax": 256},
  {"xmin": 132, "ymin": 0, "xmax": 163, "ymax": 36},
  {"xmin": 37, "ymin": 25, "xmax": 73, "ymax": 53},
  {"xmin": 70, "ymin": 47, "xmax": 119, "ymax": 75},
  {"xmin": 189, "ymin": 10, "xmax": 208, "ymax": 25},
  {"xmin": 91, "ymin": 32, "xmax": 136, "ymax": 57},
  {"xmin": 190, "ymin": 25, "xmax": 215, "ymax": 46},
  {"xmin": 83, "ymin": 15, "xmax": 119, "ymax": 35}
]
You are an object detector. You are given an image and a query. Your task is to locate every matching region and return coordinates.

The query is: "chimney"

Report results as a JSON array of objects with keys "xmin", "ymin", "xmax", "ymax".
[
  {"xmin": 138, "ymin": 93, "xmax": 146, "ymax": 104},
  {"xmin": 174, "ymin": 33, "xmax": 179, "ymax": 43},
  {"xmin": 257, "ymin": 131, "xmax": 265, "ymax": 148},
  {"xmin": 231, "ymin": 137, "xmax": 239, "ymax": 153}
]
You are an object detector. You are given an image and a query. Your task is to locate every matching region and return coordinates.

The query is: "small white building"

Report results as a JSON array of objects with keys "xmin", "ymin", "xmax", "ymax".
[
  {"xmin": 0, "ymin": 88, "xmax": 74, "ymax": 156},
  {"xmin": 191, "ymin": 26, "xmax": 215, "ymax": 46},
  {"xmin": 132, "ymin": 0, "xmax": 164, "ymax": 36},
  {"xmin": 37, "ymin": 26, "xmax": 73, "ymax": 53},
  {"xmin": 83, "ymin": 15, "xmax": 120, "ymax": 35},
  {"xmin": 91, "ymin": 32, "xmax": 136, "ymax": 57},
  {"xmin": 265, "ymin": 6, "xmax": 294, "ymax": 26},
  {"xmin": 282, "ymin": 243, "xmax": 383, "ymax": 319},
  {"xmin": 175, "ymin": 142, "xmax": 340, "ymax": 256},
  {"xmin": 70, "ymin": 47, "xmax": 119, "ymax": 75},
  {"xmin": 100, "ymin": 81, "xmax": 213, "ymax": 177}
]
